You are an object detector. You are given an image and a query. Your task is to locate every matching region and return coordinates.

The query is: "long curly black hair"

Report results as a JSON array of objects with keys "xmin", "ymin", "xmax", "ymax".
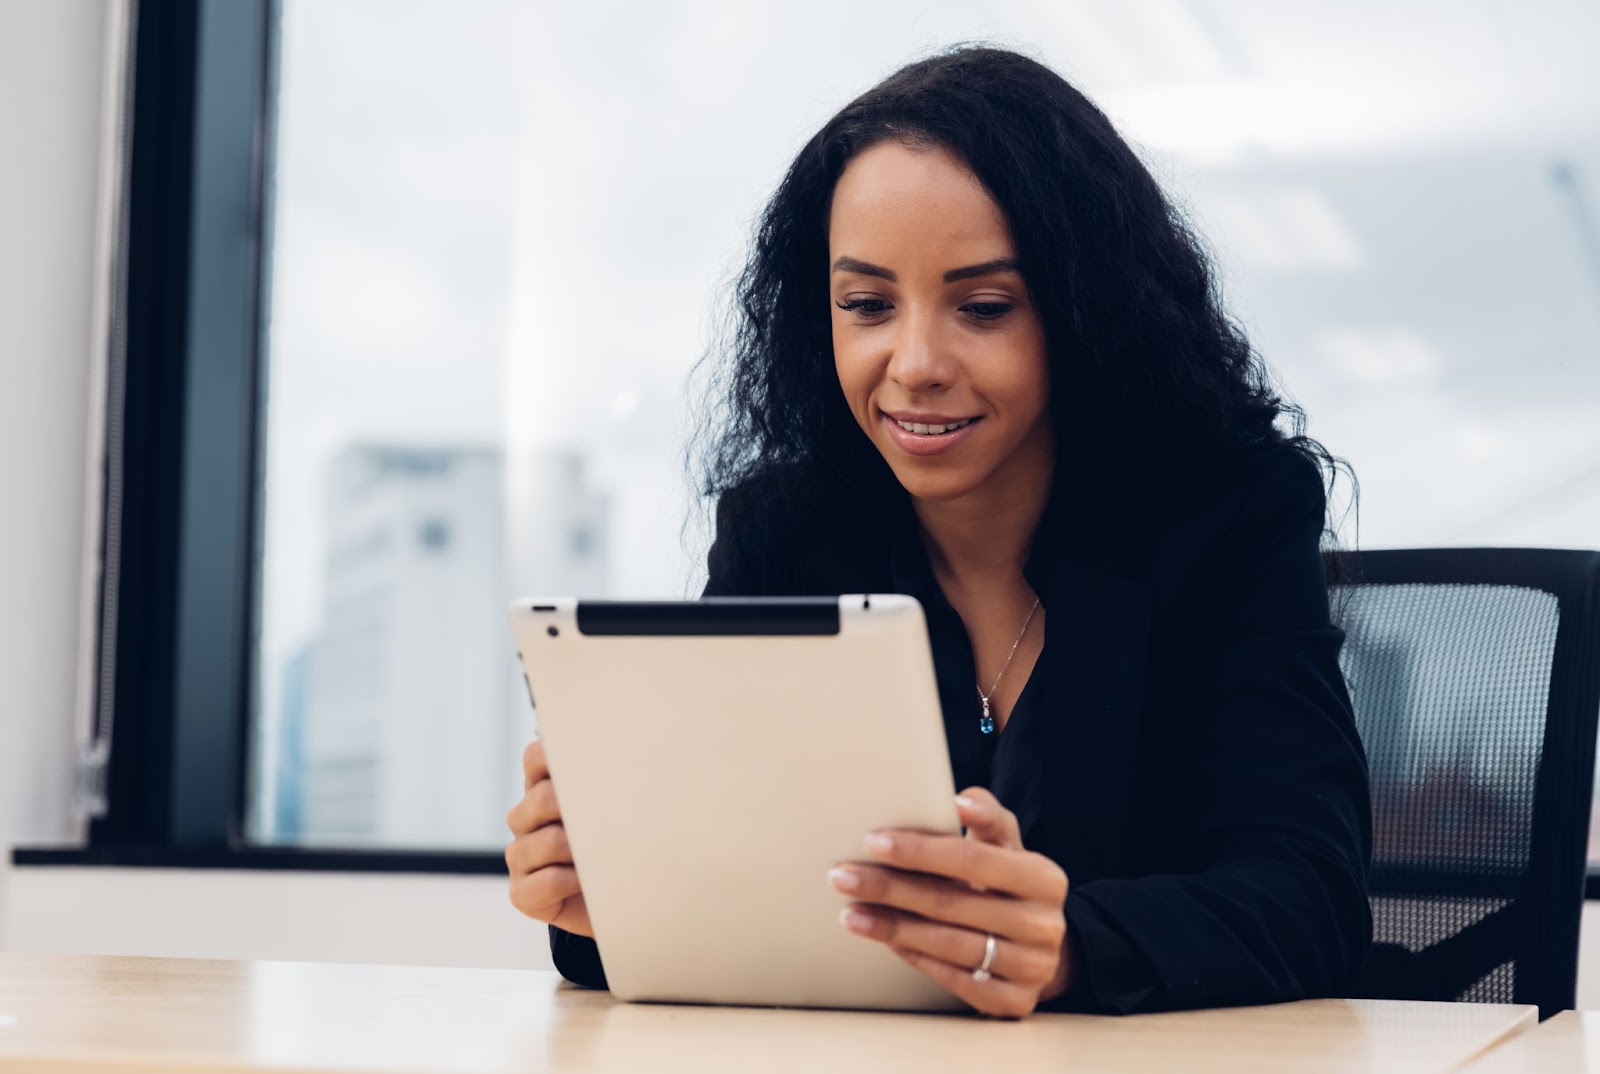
[{"xmin": 687, "ymin": 42, "xmax": 1359, "ymax": 586}]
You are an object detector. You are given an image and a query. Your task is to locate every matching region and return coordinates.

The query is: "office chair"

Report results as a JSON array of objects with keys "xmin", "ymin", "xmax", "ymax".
[{"xmin": 1327, "ymin": 548, "xmax": 1600, "ymax": 1017}]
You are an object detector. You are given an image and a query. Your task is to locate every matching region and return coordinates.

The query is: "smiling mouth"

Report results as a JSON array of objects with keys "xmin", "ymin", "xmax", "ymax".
[{"xmin": 888, "ymin": 416, "xmax": 980, "ymax": 436}]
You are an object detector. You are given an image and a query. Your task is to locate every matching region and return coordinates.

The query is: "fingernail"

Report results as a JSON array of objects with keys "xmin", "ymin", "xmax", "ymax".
[
  {"xmin": 841, "ymin": 907, "xmax": 874, "ymax": 932},
  {"xmin": 864, "ymin": 833, "xmax": 893, "ymax": 855},
  {"xmin": 828, "ymin": 867, "xmax": 860, "ymax": 892},
  {"xmin": 955, "ymin": 795, "xmax": 978, "ymax": 811}
]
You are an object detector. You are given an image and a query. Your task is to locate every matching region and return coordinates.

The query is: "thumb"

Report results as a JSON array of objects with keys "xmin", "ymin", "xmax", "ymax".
[{"xmin": 956, "ymin": 787, "xmax": 1023, "ymax": 851}]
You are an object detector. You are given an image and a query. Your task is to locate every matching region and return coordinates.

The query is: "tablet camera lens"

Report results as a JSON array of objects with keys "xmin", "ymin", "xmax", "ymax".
[{"xmin": 547, "ymin": 626, "xmax": 559, "ymax": 637}]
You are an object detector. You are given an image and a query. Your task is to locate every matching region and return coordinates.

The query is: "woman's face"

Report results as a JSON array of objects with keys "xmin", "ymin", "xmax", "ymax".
[{"xmin": 828, "ymin": 140, "xmax": 1052, "ymax": 505}]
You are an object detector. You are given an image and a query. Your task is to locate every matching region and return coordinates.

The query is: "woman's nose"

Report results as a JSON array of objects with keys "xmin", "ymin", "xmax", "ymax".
[{"xmin": 885, "ymin": 305, "xmax": 955, "ymax": 392}]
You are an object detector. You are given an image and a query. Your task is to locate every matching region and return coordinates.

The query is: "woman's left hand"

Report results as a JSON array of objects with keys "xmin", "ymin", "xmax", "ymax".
[{"xmin": 828, "ymin": 786, "xmax": 1074, "ymax": 1019}]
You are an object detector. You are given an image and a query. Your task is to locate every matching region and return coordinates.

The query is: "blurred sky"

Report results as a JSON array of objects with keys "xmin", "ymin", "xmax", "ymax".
[{"xmin": 256, "ymin": 0, "xmax": 1600, "ymax": 745}]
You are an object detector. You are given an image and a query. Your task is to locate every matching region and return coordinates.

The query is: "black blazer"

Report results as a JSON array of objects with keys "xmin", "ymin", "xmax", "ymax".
[{"xmin": 550, "ymin": 443, "xmax": 1374, "ymax": 1014}]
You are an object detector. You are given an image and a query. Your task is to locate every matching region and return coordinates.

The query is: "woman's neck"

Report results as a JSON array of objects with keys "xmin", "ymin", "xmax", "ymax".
[{"xmin": 912, "ymin": 439, "xmax": 1053, "ymax": 588}]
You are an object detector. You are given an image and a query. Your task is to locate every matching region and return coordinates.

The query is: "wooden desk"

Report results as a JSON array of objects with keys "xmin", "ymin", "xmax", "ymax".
[
  {"xmin": 0, "ymin": 952, "xmax": 1536, "ymax": 1073},
  {"xmin": 1457, "ymin": 1009, "xmax": 1600, "ymax": 1071}
]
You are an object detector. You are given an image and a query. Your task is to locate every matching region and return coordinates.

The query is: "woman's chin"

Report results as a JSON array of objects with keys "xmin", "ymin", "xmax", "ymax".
[{"xmin": 882, "ymin": 460, "xmax": 986, "ymax": 504}]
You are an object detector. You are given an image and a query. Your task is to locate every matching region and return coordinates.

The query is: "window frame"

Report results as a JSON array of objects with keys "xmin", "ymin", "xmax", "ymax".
[
  {"xmin": 78, "ymin": 0, "xmax": 276, "ymax": 850},
  {"xmin": 6, "ymin": 0, "xmax": 502, "ymax": 877}
]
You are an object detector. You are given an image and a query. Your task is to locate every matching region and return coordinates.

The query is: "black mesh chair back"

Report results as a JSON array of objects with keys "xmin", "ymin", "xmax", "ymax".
[{"xmin": 1328, "ymin": 548, "xmax": 1600, "ymax": 1016}]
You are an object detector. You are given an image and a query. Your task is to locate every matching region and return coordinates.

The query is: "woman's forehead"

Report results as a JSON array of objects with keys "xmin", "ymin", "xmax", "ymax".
[{"xmin": 829, "ymin": 143, "xmax": 1014, "ymax": 269}]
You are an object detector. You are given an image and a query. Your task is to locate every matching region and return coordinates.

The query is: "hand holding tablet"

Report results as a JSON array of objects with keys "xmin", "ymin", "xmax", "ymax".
[
  {"xmin": 505, "ymin": 738, "xmax": 593, "ymax": 939},
  {"xmin": 829, "ymin": 788, "xmax": 1075, "ymax": 1017}
]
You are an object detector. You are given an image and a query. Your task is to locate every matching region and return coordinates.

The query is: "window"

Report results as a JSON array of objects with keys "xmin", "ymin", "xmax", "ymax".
[{"xmin": 88, "ymin": 2, "xmax": 1600, "ymax": 861}]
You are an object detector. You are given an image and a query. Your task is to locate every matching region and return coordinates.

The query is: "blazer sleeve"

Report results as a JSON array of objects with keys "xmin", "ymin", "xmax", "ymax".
[
  {"xmin": 1047, "ymin": 451, "xmax": 1374, "ymax": 1014},
  {"xmin": 546, "ymin": 484, "xmax": 765, "ymax": 988},
  {"xmin": 548, "ymin": 923, "xmax": 608, "ymax": 990}
]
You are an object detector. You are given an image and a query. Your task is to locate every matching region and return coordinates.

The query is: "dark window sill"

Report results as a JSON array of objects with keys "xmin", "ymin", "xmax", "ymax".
[
  {"xmin": 14, "ymin": 848, "xmax": 1600, "ymax": 899},
  {"xmin": 11, "ymin": 845, "xmax": 506, "ymax": 875}
]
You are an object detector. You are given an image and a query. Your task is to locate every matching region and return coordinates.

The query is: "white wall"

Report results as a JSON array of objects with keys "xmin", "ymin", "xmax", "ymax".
[
  {"xmin": 1584, "ymin": 904, "xmax": 1600, "ymax": 1009},
  {"xmin": 2, "ymin": 868, "xmax": 553, "ymax": 972},
  {"xmin": 0, "ymin": 0, "xmax": 109, "ymax": 852}
]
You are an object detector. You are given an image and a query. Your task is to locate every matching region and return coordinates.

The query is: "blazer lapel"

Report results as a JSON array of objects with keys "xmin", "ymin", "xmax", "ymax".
[{"xmin": 995, "ymin": 524, "xmax": 1152, "ymax": 882}]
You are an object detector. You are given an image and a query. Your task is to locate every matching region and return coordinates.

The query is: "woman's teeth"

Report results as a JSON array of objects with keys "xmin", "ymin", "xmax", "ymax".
[{"xmin": 893, "ymin": 417, "xmax": 977, "ymax": 435}]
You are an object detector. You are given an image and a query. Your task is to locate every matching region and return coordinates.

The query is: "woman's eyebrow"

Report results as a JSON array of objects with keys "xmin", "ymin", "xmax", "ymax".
[
  {"xmin": 830, "ymin": 256, "xmax": 1021, "ymax": 283},
  {"xmin": 944, "ymin": 257, "xmax": 1021, "ymax": 282},
  {"xmin": 831, "ymin": 256, "xmax": 898, "ymax": 281}
]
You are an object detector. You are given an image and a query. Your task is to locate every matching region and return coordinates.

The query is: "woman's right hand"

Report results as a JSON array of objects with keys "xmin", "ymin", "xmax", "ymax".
[{"xmin": 506, "ymin": 738, "xmax": 593, "ymax": 938}]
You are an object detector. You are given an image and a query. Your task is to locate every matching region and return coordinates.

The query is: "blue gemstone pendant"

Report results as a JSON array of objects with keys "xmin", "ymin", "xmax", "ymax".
[{"xmin": 979, "ymin": 696, "xmax": 995, "ymax": 735}]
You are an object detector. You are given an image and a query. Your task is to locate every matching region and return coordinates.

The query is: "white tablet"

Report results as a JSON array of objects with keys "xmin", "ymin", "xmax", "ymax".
[{"xmin": 508, "ymin": 595, "xmax": 966, "ymax": 1012}]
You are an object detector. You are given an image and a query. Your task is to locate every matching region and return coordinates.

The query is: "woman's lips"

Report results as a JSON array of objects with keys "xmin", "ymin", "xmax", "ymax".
[{"xmin": 881, "ymin": 412, "xmax": 983, "ymax": 457}]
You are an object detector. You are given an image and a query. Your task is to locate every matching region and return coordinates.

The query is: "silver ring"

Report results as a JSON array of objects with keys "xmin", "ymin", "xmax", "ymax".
[{"xmin": 971, "ymin": 934, "xmax": 997, "ymax": 982}]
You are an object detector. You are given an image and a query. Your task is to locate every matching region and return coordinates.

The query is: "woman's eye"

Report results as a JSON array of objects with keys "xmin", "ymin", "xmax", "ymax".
[
  {"xmin": 961, "ymin": 302, "xmax": 1013, "ymax": 321},
  {"xmin": 835, "ymin": 298, "xmax": 1013, "ymax": 321}
]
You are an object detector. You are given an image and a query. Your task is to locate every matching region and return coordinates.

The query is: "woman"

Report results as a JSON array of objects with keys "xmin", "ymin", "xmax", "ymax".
[{"xmin": 506, "ymin": 43, "xmax": 1371, "ymax": 1019}]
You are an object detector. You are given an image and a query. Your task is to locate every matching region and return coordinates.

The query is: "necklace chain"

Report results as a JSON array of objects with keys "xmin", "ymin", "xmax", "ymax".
[{"xmin": 976, "ymin": 595, "xmax": 1041, "ymax": 734}]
